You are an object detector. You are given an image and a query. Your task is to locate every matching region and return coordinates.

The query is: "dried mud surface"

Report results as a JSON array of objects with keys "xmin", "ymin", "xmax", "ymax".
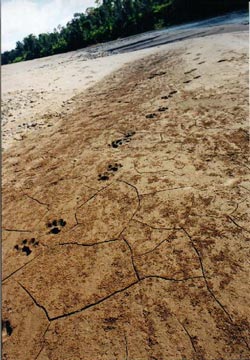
[{"xmin": 2, "ymin": 32, "xmax": 250, "ymax": 360}]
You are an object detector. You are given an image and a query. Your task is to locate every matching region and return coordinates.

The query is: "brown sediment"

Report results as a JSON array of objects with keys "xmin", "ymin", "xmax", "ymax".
[{"xmin": 2, "ymin": 31, "xmax": 250, "ymax": 359}]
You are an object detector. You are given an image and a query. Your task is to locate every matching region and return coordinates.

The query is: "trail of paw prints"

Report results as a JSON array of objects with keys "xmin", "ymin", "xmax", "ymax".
[
  {"xmin": 98, "ymin": 163, "xmax": 123, "ymax": 181},
  {"xmin": 13, "ymin": 237, "xmax": 39, "ymax": 256},
  {"xmin": 47, "ymin": 219, "xmax": 67, "ymax": 234},
  {"xmin": 2, "ymin": 320, "xmax": 13, "ymax": 343},
  {"xmin": 145, "ymin": 90, "xmax": 178, "ymax": 119},
  {"xmin": 183, "ymin": 68, "xmax": 202, "ymax": 84},
  {"xmin": 109, "ymin": 131, "xmax": 135, "ymax": 149},
  {"xmin": 161, "ymin": 90, "xmax": 177, "ymax": 100},
  {"xmin": 184, "ymin": 68, "xmax": 197, "ymax": 75},
  {"xmin": 217, "ymin": 59, "xmax": 231, "ymax": 63},
  {"xmin": 148, "ymin": 71, "xmax": 166, "ymax": 79},
  {"xmin": 158, "ymin": 106, "xmax": 168, "ymax": 112},
  {"xmin": 145, "ymin": 113, "xmax": 157, "ymax": 119}
]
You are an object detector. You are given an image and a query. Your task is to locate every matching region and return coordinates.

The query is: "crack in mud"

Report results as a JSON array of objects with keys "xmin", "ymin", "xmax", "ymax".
[
  {"xmin": 17, "ymin": 281, "xmax": 51, "ymax": 322},
  {"xmin": 124, "ymin": 333, "xmax": 129, "ymax": 360},
  {"xmin": 140, "ymin": 186, "xmax": 196, "ymax": 196},
  {"xmin": 181, "ymin": 227, "xmax": 233, "ymax": 322},
  {"xmin": 141, "ymin": 275, "xmax": 204, "ymax": 282},
  {"xmin": 133, "ymin": 219, "xmax": 181, "ymax": 231},
  {"xmin": 135, "ymin": 237, "xmax": 171, "ymax": 256},
  {"xmin": 3, "ymin": 253, "xmax": 42, "ymax": 283},
  {"xmin": 48, "ymin": 281, "xmax": 140, "ymax": 321},
  {"xmin": 116, "ymin": 179, "xmax": 141, "ymax": 237},
  {"xmin": 24, "ymin": 194, "xmax": 50, "ymax": 211},
  {"xmin": 3, "ymin": 36, "xmax": 249, "ymax": 359},
  {"xmin": 176, "ymin": 318, "xmax": 197, "ymax": 353},
  {"xmin": 123, "ymin": 237, "xmax": 141, "ymax": 280},
  {"xmin": 227, "ymin": 215, "xmax": 250, "ymax": 233},
  {"xmin": 133, "ymin": 163, "xmax": 176, "ymax": 175},
  {"xmin": 58, "ymin": 238, "xmax": 120, "ymax": 247},
  {"xmin": 34, "ymin": 323, "xmax": 51, "ymax": 360},
  {"xmin": 3, "ymin": 228, "xmax": 33, "ymax": 233}
]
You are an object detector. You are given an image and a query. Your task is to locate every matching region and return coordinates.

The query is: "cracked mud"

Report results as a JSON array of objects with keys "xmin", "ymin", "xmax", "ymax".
[{"xmin": 2, "ymin": 32, "xmax": 250, "ymax": 360}]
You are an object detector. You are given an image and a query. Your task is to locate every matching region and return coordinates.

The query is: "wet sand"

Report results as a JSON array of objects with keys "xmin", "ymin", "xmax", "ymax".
[
  {"xmin": 2, "ymin": 27, "xmax": 250, "ymax": 359},
  {"xmin": 2, "ymin": 18, "xmax": 248, "ymax": 150}
]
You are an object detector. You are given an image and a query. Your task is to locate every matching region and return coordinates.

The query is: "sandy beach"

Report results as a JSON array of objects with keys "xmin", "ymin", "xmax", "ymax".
[{"xmin": 2, "ymin": 18, "xmax": 250, "ymax": 360}]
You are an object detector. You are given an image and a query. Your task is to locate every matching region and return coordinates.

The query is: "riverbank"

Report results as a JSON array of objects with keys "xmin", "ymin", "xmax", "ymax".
[
  {"xmin": 2, "ymin": 29, "xmax": 249, "ymax": 359},
  {"xmin": 2, "ymin": 12, "xmax": 248, "ymax": 150}
]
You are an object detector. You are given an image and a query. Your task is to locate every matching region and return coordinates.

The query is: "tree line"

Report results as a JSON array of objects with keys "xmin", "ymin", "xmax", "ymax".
[{"xmin": 1, "ymin": 0, "xmax": 247, "ymax": 65}]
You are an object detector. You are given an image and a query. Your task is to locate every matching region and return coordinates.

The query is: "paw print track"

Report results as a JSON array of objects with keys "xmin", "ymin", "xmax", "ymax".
[
  {"xmin": 145, "ymin": 113, "xmax": 157, "ymax": 119},
  {"xmin": 109, "ymin": 131, "xmax": 135, "ymax": 149},
  {"xmin": 13, "ymin": 238, "xmax": 39, "ymax": 256},
  {"xmin": 2, "ymin": 320, "xmax": 13, "ymax": 339},
  {"xmin": 98, "ymin": 174, "xmax": 110, "ymax": 181},
  {"xmin": 107, "ymin": 163, "xmax": 123, "ymax": 173},
  {"xmin": 184, "ymin": 68, "xmax": 197, "ymax": 75},
  {"xmin": 161, "ymin": 90, "xmax": 177, "ymax": 100},
  {"xmin": 148, "ymin": 71, "xmax": 166, "ymax": 79},
  {"xmin": 158, "ymin": 106, "xmax": 168, "ymax": 112},
  {"xmin": 47, "ymin": 219, "xmax": 67, "ymax": 234},
  {"xmin": 98, "ymin": 163, "xmax": 123, "ymax": 181}
]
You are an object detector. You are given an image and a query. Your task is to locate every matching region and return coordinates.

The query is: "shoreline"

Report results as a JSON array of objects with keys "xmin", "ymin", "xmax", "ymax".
[
  {"xmin": 2, "ymin": 26, "xmax": 249, "ymax": 360},
  {"xmin": 2, "ymin": 18, "xmax": 248, "ymax": 150}
]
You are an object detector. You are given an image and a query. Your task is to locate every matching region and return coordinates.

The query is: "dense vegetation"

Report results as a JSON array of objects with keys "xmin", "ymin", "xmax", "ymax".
[{"xmin": 1, "ymin": 0, "xmax": 247, "ymax": 64}]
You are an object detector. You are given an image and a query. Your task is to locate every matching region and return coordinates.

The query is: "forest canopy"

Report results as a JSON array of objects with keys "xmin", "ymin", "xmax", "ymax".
[{"xmin": 1, "ymin": 0, "xmax": 247, "ymax": 65}]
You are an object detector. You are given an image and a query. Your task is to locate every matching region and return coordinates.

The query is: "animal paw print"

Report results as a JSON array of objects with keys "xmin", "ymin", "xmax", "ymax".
[
  {"xmin": 184, "ymin": 68, "xmax": 197, "ymax": 75},
  {"xmin": 145, "ymin": 113, "xmax": 157, "ymax": 119},
  {"xmin": 2, "ymin": 320, "xmax": 13, "ymax": 342},
  {"xmin": 47, "ymin": 219, "xmax": 67, "ymax": 234},
  {"xmin": 14, "ymin": 237, "xmax": 39, "ymax": 256},
  {"xmin": 109, "ymin": 131, "xmax": 135, "ymax": 149},
  {"xmin": 161, "ymin": 90, "xmax": 177, "ymax": 100},
  {"xmin": 158, "ymin": 106, "xmax": 168, "ymax": 112},
  {"xmin": 98, "ymin": 163, "xmax": 123, "ymax": 181},
  {"xmin": 148, "ymin": 71, "xmax": 166, "ymax": 79}
]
